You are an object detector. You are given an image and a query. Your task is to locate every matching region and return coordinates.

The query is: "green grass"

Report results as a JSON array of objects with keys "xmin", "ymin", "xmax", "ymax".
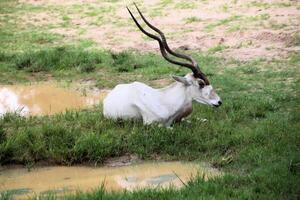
[
  {"xmin": 205, "ymin": 15, "xmax": 242, "ymax": 32},
  {"xmin": 268, "ymin": 20, "xmax": 288, "ymax": 30},
  {"xmin": 0, "ymin": 47, "xmax": 195, "ymax": 85},
  {"xmin": 174, "ymin": 2, "xmax": 197, "ymax": 9},
  {"xmin": 0, "ymin": 50, "xmax": 299, "ymax": 199},
  {"xmin": 148, "ymin": 0, "xmax": 173, "ymax": 17},
  {"xmin": 184, "ymin": 16, "xmax": 202, "ymax": 24},
  {"xmin": 288, "ymin": 33, "xmax": 300, "ymax": 47},
  {"xmin": 159, "ymin": 0, "xmax": 173, "ymax": 7},
  {"xmin": 221, "ymin": 4, "xmax": 229, "ymax": 12},
  {"xmin": 247, "ymin": 1, "xmax": 295, "ymax": 9},
  {"xmin": 247, "ymin": 1, "xmax": 271, "ymax": 9},
  {"xmin": 205, "ymin": 14, "xmax": 270, "ymax": 32},
  {"xmin": 3, "ymin": 47, "xmax": 104, "ymax": 72},
  {"xmin": 208, "ymin": 45, "xmax": 229, "ymax": 53}
]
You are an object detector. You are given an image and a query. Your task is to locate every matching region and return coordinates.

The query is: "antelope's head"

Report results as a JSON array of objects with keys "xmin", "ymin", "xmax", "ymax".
[{"xmin": 127, "ymin": 4, "xmax": 222, "ymax": 107}]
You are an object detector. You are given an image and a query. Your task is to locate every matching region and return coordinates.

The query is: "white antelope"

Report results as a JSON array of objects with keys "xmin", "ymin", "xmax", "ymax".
[{"xmin": 103, "ymin": 4, "xmax": 222, "ymax": 127}]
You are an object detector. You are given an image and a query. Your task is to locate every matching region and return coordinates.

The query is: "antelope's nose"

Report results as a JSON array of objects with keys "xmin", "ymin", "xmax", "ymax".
[
  {"xmin": 218, "ymin": 101, "xmax": 222, "ymax": 106},
  {"xmin": 213, "ymin": 101, "xmax": 222, "ymax": 107}
]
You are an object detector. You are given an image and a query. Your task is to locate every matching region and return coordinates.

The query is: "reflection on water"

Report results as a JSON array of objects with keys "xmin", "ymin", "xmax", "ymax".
[
  {"xmin": 0, "ymin": 83, "xmax": 109, "ymax": 116},
  {"xmin": 0, "ymin": 162, "xmax": 221, "ymax": 199}
]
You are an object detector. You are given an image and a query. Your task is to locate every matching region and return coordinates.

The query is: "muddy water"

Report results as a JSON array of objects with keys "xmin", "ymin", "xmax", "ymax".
[
  {"xmin": 0, "ymin": 83, "xmax": 109, "ymax": 116},
  {"xmin": 0, "ymin": 162, "xmax": 221, "ymax": 198}
]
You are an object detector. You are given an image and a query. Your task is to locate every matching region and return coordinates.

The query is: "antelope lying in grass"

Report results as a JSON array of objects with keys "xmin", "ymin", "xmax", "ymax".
[{"xmin": 103, "ymin": 4, "xmax": 222, "ymax": 127}]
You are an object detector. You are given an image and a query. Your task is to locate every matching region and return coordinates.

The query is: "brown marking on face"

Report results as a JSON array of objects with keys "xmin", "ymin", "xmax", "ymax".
[{"xmin": 209, "ymin": 89, "xmax": 218, "ymax": 100}]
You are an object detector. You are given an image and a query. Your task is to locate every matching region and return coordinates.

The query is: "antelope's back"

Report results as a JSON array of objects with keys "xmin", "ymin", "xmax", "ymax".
[{"xmin": 103, "ymin": 82, "xmax": 154, "ymax": 119}]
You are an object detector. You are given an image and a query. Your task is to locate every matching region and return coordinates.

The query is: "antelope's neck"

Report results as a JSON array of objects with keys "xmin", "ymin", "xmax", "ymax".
[{"xmin": 158, "ymin": 82, "xmax": 192, "ymax": 112}]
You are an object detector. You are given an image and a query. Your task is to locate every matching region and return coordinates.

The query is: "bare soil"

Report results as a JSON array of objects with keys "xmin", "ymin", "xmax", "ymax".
[{"xmin": 19, "ymin": 0, "xmax": 300, "ymax": 60}]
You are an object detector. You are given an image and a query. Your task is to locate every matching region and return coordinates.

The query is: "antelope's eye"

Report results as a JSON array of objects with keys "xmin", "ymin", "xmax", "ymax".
[{"xmin": 198, "ymin": 80, "xmax": 205, "ymax": 88}]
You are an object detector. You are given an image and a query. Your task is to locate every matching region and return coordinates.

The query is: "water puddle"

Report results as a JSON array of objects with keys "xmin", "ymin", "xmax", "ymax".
[
  {"xmin": 0, "ymin": 82, "xmax": 109, "ymax": 116},
  {"xmin": 0, "ymin": 162, "xmax": 221, "ymax": 199}
]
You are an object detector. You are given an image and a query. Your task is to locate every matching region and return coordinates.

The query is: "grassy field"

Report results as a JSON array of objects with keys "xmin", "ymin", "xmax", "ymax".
[
  {"xmin": 1, "ymin": 0, "xmax": 300, "ymax": 199},
  {"xmin": 1, "ymin": 48, "xmax": 299, "ymax": 199}
]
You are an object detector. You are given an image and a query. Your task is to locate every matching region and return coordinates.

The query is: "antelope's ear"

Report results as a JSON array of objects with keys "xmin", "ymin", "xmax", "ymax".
[{"xmin": 172, "ymin": 75, "xmax": 191, "ymax": 86}]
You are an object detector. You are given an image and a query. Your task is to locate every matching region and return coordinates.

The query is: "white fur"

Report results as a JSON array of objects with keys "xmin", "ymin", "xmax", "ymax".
[{"xmin": 103, "ymin": 73, "xmax": 221, "ymax": 126}]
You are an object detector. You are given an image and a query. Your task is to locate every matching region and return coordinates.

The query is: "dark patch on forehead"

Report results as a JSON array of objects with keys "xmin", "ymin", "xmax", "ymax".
[
  {"xmin": 201, "ymin": 77, "xmax": 210, "ymax": 85},
  {"xmin": 193, "ymin": 74, "xmax": 210, "ymax": 85},
  {"xmin": 202, "ymin": 78, "xmax": 210, "ymax": 85}
]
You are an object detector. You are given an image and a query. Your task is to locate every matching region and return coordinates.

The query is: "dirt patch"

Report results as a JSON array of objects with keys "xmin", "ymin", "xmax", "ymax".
[
  {"xmin": 19, "ymin": 0, "xmax": 300, "ymax": 60},
  {"xmin": 253, "ymin": 31, "xmax": 292, "ymax": 43},
  {"xmin": 218, "ymin": 29, "xmax": 300, "ymax": 60},
  {"xmin": 22, "ymin": 12, "xmax": 62, "ymax": 27},
  {"xmin": 220, "ymin": 47, "xmax": 283, "ymax": 61},
  {"xmin": 51, "ymin": 28, "xmax": 78, "ymax": 37}
]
